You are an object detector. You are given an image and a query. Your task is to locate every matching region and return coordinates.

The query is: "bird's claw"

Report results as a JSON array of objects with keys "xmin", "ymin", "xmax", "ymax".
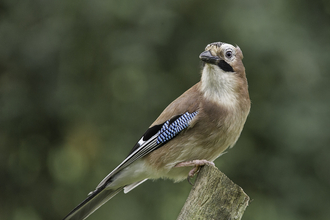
[{"xmin": 175, "ymin": 159, "xmax": 215, "ymax": 185}]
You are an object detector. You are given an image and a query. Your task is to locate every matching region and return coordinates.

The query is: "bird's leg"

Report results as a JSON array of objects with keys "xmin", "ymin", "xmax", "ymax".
[{"xmin": 175, "ymin": 160, "xmax": 215, "ymax": 185}]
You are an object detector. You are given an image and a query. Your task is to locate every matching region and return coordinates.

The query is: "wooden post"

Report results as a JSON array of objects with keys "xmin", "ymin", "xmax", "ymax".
[{"xmin": 177, "ymin": 165, "xmax": 250, "ymax": 220}]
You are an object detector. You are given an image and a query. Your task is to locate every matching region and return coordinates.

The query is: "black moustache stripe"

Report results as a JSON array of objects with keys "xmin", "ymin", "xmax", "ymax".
[{"xmin": 218, "ymin": 60, "xmax": 234, "ymax": 72}]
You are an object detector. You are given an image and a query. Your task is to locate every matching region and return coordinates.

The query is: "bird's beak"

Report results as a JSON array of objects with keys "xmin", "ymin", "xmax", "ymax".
[{"xmin": 199, "ymin": 50, "xmax": 220, "ymax": 64}]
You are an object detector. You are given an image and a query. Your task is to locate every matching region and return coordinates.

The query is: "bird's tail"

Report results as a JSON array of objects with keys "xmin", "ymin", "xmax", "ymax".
[{"xmin": 63, "ymin": 186, "xmax": 123, "ymax": 220}]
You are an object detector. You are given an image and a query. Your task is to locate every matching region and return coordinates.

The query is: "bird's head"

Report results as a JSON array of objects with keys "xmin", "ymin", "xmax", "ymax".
[
  {"xmin": 199, "ymin": 42, "xmax": 244, "ymax": 74},
  {"xmin": 198, "ymin": 42, "xmax": 248, "ymax": 106}
]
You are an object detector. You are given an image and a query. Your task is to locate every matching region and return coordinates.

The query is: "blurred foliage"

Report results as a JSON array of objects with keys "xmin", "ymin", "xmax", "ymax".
[{"xmin": 1, "ymin": 0, "xmax": 330, "ymax": 219}]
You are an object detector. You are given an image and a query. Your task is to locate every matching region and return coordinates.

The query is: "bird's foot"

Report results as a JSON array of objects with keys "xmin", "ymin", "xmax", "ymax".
[{"xmin": 175, "ymin": 160, "xmax": 215, "ymax": 185}]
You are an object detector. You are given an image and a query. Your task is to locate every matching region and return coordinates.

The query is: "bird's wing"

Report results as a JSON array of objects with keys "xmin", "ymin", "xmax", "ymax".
[
  {"xmin": 96, "ymin": 111, "xmax": 199, "ymax": 188},
  {"xmin": 63, "ymin": 111, "xmax": 199, "ymax": 220},
  {"xmin": 95, "ymin": 83, "xmax": 202, "ymax": 189}
]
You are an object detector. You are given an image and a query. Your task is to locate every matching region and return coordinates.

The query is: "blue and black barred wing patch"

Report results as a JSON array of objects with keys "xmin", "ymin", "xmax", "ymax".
[
  {"xmin": 96, "ymin": 111, "xmax": 198, "ymax": 188},
  {"xmin": 157, "ymin": 111, "xmax": 198, "ymax": 144}
]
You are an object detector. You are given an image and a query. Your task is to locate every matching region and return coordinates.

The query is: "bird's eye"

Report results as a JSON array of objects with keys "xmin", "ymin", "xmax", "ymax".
[{"xmin": 225, "ymin": 50, "xmax": 233, "ymax": 59}]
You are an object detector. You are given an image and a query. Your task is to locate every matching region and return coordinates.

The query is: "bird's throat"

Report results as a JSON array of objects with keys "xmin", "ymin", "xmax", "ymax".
[{"xmin": 200, "ymin": 64, "xmax": 239, "ymax": 107}]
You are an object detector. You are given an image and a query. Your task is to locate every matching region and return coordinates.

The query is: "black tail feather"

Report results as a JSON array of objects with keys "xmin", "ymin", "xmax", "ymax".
[{"xmin": 63, "ymin": 186, "xmax": 123, "ymax": 220}]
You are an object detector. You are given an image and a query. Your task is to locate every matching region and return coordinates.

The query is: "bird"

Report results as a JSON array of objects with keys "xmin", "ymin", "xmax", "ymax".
[{"xmin": 63, "ymin": 41, "xmax": 250, "ymax": 220}]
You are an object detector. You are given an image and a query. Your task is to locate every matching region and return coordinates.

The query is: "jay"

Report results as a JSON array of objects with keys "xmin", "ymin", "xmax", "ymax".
[{"xmin": 63, "ymin": 42, "xmax": 250, "ymax": 220}]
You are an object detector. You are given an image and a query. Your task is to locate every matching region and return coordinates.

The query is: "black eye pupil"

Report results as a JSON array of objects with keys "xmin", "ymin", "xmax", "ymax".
[{"xmin": 226, "ymin": 51, "xmax": 232, "ymax": 58}]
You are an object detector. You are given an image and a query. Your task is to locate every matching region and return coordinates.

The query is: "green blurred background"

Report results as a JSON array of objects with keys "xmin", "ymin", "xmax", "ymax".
[{"xmin": 1, "ymin": 0, "xmax": 330, "ymax": 219}]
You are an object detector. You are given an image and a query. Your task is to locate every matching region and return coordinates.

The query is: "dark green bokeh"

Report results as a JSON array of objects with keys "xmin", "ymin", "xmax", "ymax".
[{"xmin": 1, "ymin": 0, "xmax": 330, "ymax": 219}]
